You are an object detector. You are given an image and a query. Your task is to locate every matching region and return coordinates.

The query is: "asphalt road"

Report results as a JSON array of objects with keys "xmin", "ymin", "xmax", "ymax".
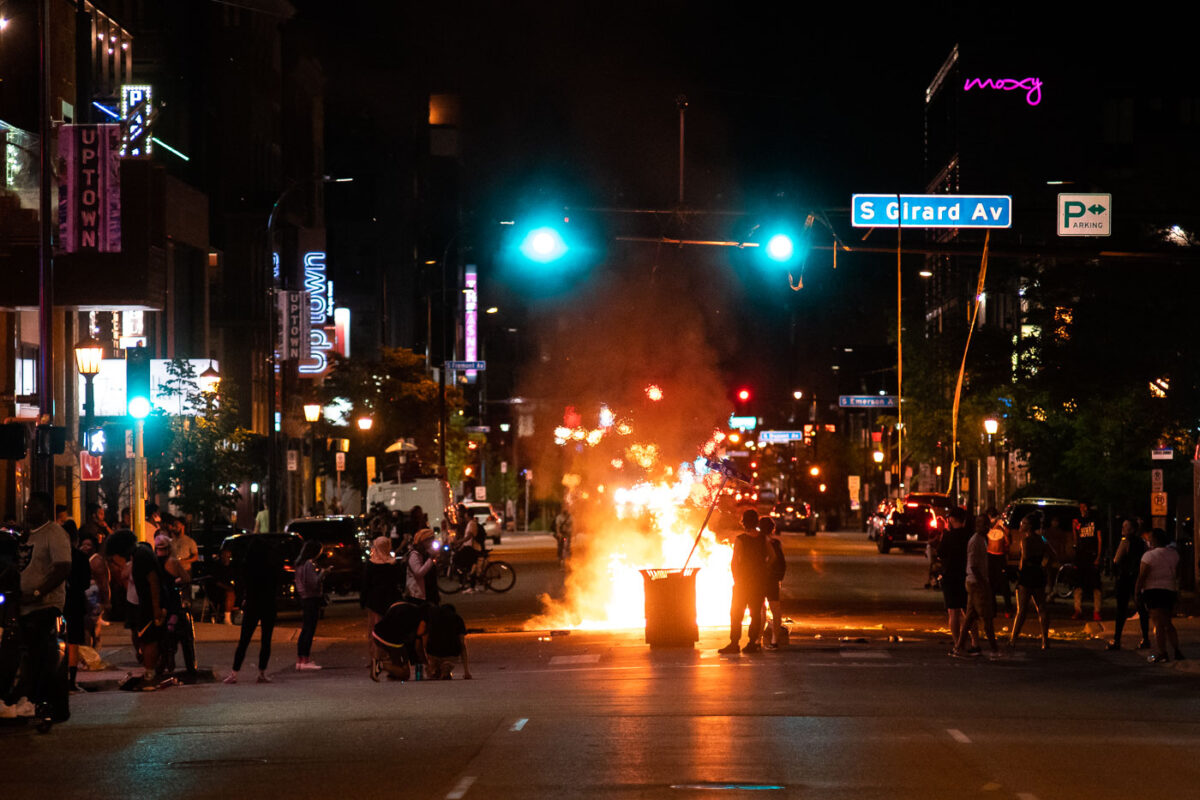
[{"xmin": 4, "ymin": 531, "xmax": 1199, "ymax": 800}]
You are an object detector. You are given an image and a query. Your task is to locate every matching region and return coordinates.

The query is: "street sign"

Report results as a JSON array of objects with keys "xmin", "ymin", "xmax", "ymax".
[
  {"xmin": 839, "ymin": 395, "xmax": 898, "ymax": 409},
  {"xmin": 1057, "ymin": 193, "xmax": 1111, "ymax": 237},
  {"xmin": 1151, "ymin": 492, "xmax": 1168, "ymax": 516},
  {"xmin": 466, "ymin": 425, "xmax": 491, "ymax": 433},
  {"xmin": 847, "ymin": 475, "xmax": 861, "ymax": 511},
  {"xmin": 445, "ymin": 360, "xmax": 486, "ymax": 371},
  {"xmin": 1152, "ymin": 469, "xmax": 1164, "ymax": 493},
  {"xmin": 500, "ymin": 461, "xmax": 508, "ymax": 474},
  {"xmin": 1152, "ymin": 448, "xmax": 1174, "ymax": 461},
  {"xmin": 287, "ymin": 450, "xmax": 298, "ymax": 472},
  {"xmin": 851, "ymin": 194, "xmax": 1012, "ymax": 229},
  {"xmin": 758, "ymin": 430, "xmax": 805, "ymax": 443},
  {"xmin": 728, "ymin": 415, "xmax": 758, "ymax": 431},
  {"xmin": 79, "ymin": 450, "xmax": 102, "ymax": 482},
  {"xmin": 474, "ymin": 486, "xmax": 487, "ymax": 501},
  {"xmin": 335, "ymin": 451, "xmax": 345, "ymax": 472}
]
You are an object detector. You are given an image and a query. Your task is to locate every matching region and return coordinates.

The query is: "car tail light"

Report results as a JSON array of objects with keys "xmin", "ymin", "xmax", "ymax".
[{"xmin": 928, "ymin": 512, "xmax": 938, "ymax": 529}]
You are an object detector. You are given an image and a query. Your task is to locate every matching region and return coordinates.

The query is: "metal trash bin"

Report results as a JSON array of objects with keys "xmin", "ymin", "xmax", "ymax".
[{"xmin": 640, "ymin": 568, "xmax": 699, "ymax": 648}]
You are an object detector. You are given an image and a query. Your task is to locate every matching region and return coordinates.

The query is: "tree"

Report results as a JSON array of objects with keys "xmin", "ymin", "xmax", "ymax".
[
  {"xmin": 319, "ymin": 348, "xmax": 465, "ymax": 480},
  {"xmin": 152, "ymin": 359, "xmax": 258, "ymax": 526}
]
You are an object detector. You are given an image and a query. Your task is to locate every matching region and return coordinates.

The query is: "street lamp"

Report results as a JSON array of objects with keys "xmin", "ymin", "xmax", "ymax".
[
  {"xmin": 983, "ymin": 418, "xmax": 999, "ymax": 437},
  {"xmin": 75, "ymin": 335, "xmax": 105, "ymax": 509},
  {"xmin": 983, "ymin": 418, "xmax": 999, "ymax": 511},
  {"xmin": 872, "ymin": 450, "xmax": 885, "ymax": 464},
  {"xmin": 303, "ymin": 403, "xmax": 322, "ymax": 514},
  {"xmin": 356, "ymin": 416, "xmax": 373, "ymax": 432},
  {"xmin": 303, "ymin": 403, "xmax": 322, "ymax": 424},
  {"xmin": 198, "ymin": 362, "xmax": 221, "ymax": 395}
]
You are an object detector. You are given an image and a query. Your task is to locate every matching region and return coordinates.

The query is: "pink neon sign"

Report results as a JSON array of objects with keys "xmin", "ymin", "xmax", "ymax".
[{"xmin": 963, "ymin": 77, "xmax": 1042, "ymax": 106}]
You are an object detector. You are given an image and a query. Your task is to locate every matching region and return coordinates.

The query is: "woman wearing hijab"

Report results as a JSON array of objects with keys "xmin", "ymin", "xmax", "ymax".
[
  {"xmin": 361, "ymin": 536, "xmax": 402, "ymax": 673},
  {"xmin": 294, "ymin": 540, "xmax": 326, "ymax": 671}
]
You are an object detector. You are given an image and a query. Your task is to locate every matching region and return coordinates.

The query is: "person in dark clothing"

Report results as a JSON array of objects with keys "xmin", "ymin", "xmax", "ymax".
[
  {"xmin": 361, "ymin": 537, "xmax": 402, "ymax": 668},
  {"xmin": 1071, "ymin": 501, "xmax": 1104, "ymax": 621},
  {"xmin": 371, "ymin": 600, "xmax": 431, "ymax": 682},
  {"xmin": 425, "ymin": 603, "xmax": 472, "ymax": 679},
  {"xmin": 294, "ymin": 540, "xmax": 326, "ymax": 671},
  {"xmin": 129, "ymin": 539, "xmax": 167, "ymax": 689},
  {"xmin": 155, "ymin": 534, "xmax": 197, "ymax": 679},
  {"xmin": 224, "ymin": 537, "xmax": 282, "ymax": 684},
  {"xmin": 937, "ymin": 507, "xmax": 973, "ymax": 655},
  {"xmin": 719, "ymin": 509, "xmax": 770, "ymax": 655},
  {"xmin": 1108, "ymin": 518, "xmax": 1151, "ymax": 650},
  {"xmin": 760, "ymin": 517, "xmax": 787, "ymax": 650},
  {"xmin": 64, "ymin": 528, "xmax": 95, "ymax": 692},
  {"xmin": 1010, "ymin": 513, "xmax": 1054, "ymax": 650}
]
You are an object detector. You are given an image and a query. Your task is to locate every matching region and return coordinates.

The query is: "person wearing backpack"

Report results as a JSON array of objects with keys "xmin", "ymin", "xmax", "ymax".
[
  {"xmin": 760, "ymin": 517, "xmax": 787, "ymax": 650},
  {"xmin": 294, "ymin": 540, "xmax": 327, "ymax": 671}
]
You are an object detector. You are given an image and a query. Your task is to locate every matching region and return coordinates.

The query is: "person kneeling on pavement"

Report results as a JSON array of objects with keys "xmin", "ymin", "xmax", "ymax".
[
  {"xmin": 370, "ymin": 600, "xmax": 430, "ymax": 682},
  {"xmin": 425, "ymin": 604, "xmax": 472, "ymax": 680}
]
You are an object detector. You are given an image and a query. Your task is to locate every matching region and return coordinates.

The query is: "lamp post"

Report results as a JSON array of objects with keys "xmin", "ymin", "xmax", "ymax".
[
  {"xmin": 303, "ymin": 403, "xmax": 322, "ymax": 515},
  {"xmin": 129, "ymin": 394, "xmax": 151, "ymax": 542},
  {"xmin": 265, "ymin": 175, "xmax": 352, "ymax": 545},
  {"xmin": 74, "ymin": 336, "xmax": 105, "ymax": 509},
  {"xmin": 983, "ymin": 418, "xmax": 999, "ymax": 511}
]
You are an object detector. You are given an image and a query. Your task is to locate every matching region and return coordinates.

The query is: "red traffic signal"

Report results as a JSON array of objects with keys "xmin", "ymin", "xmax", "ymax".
[{"xmin": 737, "ymin": 388, "xmax": 751, "ymax": 402}]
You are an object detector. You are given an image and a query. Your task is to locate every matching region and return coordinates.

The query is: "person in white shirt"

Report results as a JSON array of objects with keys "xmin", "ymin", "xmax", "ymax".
[{"xmin": 1135, "ymin": 528, "xmax": 1184, "ymax": 664}]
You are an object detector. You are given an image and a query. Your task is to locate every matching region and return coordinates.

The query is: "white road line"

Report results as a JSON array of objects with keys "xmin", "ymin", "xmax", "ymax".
[
  {"xmin": 549, "ymin": 654, "xmax": 601, "ymax": 665},
  {"xmin": 838, "ymin": 650, "xmax": 890, "ymax": 658},
  {"xmin": 511, "ymin": 718, "xmax": 528, "ymax": 731},
  {"xmin": 947, "ymin": 728, "xmax": 972, "ymax": 744},
  {"xmin": 446, "ymin": 776, "xmax": 476, "ymax": 799},
  {"xmin": 1016, "ymin": 794, "xmax": 1039, "ymax": 800}
]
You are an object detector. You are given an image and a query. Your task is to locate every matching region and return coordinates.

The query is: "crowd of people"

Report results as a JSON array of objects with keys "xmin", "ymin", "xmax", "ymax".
[{"xmin": 930, "ymin": 503, "xmax": 1187, "ymax": 663}]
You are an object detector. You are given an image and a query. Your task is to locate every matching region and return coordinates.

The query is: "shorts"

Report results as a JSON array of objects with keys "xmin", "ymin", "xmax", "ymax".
[
  {"xmin": 965, "ymin": 581, "xmax": 995, "ymax": 620},
  {"xmin": 1142, "ymin": 588, "xmax": 1177, "ymax": 611},
  {"xmin": 942, "ymin": 580, "xmax": 967, "ymax": 611},
  {"xmin": 1017, "ymin": 567, "xmax": 1045, "ymax": 591},
  {"xmin": 1074, "ymin": 556, "xmax": 1100, "ymax": 592},
  {"xmin": 131, "ymin": 606, "xmax": 164, "ymax": 644}
]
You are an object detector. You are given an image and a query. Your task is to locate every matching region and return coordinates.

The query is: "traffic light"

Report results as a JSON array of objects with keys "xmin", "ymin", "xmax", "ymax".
[
  {"xmin": 84, "ymin": 427, "xmax": 106, "ymax": 455},
  {"xmin": 737, "ymin": 388, "xmax": 752, "ymax": 403},
  {"xmin": 519, "ymin": 225, "xmax": 569, "ymax": 264},
  {"xmin": 126, "ymin": 346, "xmax": 151, "ymax": 418}
]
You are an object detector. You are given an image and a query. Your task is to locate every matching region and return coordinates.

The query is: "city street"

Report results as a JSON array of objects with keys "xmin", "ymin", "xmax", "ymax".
[{"xmin": 3, "ymin": 530, "xmax": 1199, "ymax": 799}]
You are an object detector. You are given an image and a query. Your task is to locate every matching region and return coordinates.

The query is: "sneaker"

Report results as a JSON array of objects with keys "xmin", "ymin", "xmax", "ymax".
[
  {"xmin": 964, "ymin": 647, "xmax": 982, "ymax": 657},
  {"xmin": 1148, "ymin": 654, "xmax": 1169, "ymax": 664},
  {"xmin": 949, "ymin": 648, "xmax": 970, "ymax": 659},
  {"xmin": 764, "ymin": 643, "xmax": 779, "ymax": 651},
  {"xmin": 1137, "ymin": 639, "xmax": 1152, "ymax": 650},
  {"xmin": 298, "ymin": 661, "xmax": 323, "ymax": 671},
  {"xmin": 1105, "ymin": 641, "xmax": 1121, "ymax": 651},
  {"xmin": 1093, "ymin": 612, "xmax": 1102, "ymax": 622},
  {"xmin": 742, "ymin": 642, "xmax": 762, "ymax": 654},
  {"xmin": 370, "ymin": 659, "xmax": 383, "ymax": 683},
  {"xmin": 257, "ymin": 673, "xmax": 272, "ymax": 684},
  {"xmin": 717, "ymin": 643, "xmax": 740, "ymax": 655},
  {"xmin": 223, "ymin": 672, "xmax": 238, "ymax": 684}
]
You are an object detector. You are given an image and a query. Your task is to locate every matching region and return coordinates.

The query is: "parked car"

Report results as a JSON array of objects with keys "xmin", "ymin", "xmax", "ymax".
[
  {"xmin": 877, "ymin": 499, "xmax": 944, "ymax": 554},
  {"xmin": 217, "ymin": 532, "xmax": 306, "ymax": 611},
  {"xmin": 462, "ymin": 501, "xmax": 503, "ymax": 544},
  {"xmin": 866, "ymin": 500, "xmax": 893, "ymax": 541},
  {"xmin": 770, "ymin": 500, "xmax": 816, "ymax": 535},
  {"xmin": 285, "ymin": 516, "xmax": 368, "ymax": 594},
  {"xmin": 190, "ymin": 524, "xmax": 247, "ymax": 580}
]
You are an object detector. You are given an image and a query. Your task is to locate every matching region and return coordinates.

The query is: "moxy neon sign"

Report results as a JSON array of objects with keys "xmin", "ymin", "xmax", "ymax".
[{"xmin": 963, "ymin": 76, "xmax": 1042, "ymax": 106}]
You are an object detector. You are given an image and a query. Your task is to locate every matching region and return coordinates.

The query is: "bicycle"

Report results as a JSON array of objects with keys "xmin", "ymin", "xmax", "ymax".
[{"xmin": 436, "ymin": 548, "xmax": 516, "ymax": 594}]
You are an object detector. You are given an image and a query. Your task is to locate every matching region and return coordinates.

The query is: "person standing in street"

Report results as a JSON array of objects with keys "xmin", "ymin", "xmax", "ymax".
[
  {"xmin": 1136, "ymin": 527, "xmax": 1185, "ymax": 664},
  {"xmin": 14, "ymin": 493, "xmax": 72, "ymax": 719},
  {"xmin": 1071, "ymin": 500, "xmax": 1104, "ymax": 621},
  {"xmin": 1010, "ymin": 512, "xmax": 1054, "ymax": 650},
  {"xmin": 362, "ymin": 537, "xmax": 402, "ymax": 670},
  {"xmin": 760, "ymin": 517, "xmax": 787, "ymax": 650},
  {"xmin": 252, "ymin": 500, "xmax": 270, "ymax": 534},
  {"xmin": 984, "ymin": 508, "xmax": 1013, "ymax": 616},
  {"xmin": 294, "ymin": 540, "xmax": 326, "ymax": 670},
  {"xmin": 957, "ymin": 515, "xmax": 1000, "ymax": 657},
  {"xmin": 79, "ymin": 503, "xmax": 112, "ymax": 546},
  {"xmin": 719, "ymin": 509, "xmax": 769, "ymax": 655},
  {"xmin": 405, "ymin": 529, "xmax": 439, "ymax": 605},
  {"xmin": 938, "ymin": 507, "xmax": 973, "ymax": 656},
  {"xmin": 225, "ymin": 537, "xmax": 282, "ymax": 684},
  {"xmin": 1108, "ymin": 517, "xmax": 1150, "ymax": 651}
]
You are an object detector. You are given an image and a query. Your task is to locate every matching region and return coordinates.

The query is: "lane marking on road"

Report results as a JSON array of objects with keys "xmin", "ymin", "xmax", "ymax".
[
  {"xmin": 511, "ymin": 718, "xmax": 528, "ymax": 731},
  {"xmin": 838, "ymin": 650, "xmax": 890, "ymax": 658},
  {"xmin": 550, "ymin": 654, "xmax": 602, "ymax": 665},
  {"xmin": 947, "ymin": 728, "xmax": 972, "ymax": 744},
  {"xmin": 1016, "ymin": 794, "xmax": 1039, "ymax": 800},
  {"xmin": 446, "ymin": 776, "xmax": 476, "ymax": 799},
  {"xmin": 980, "ymin": 781, "xmax": 1001, "ymax": 791}
]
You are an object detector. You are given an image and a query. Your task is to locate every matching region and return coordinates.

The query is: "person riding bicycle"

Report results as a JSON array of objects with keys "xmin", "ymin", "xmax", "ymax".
[{"xmin": 451, "ymin": 511, "xmax": 485, "ymax": 592}]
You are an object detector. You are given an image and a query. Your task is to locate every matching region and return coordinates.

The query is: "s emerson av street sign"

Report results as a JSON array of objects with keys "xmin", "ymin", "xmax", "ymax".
[
  {"xmin": 839, "ymin": 395, "xmax": 898, "ymax": 409},
  {"xmin": 851, "ymin": 194, "xmax": 1012, "ymax": 229},
  {"xmin": 1057, "ymin": 193, "xmax": 1111, "ymax": 237}
]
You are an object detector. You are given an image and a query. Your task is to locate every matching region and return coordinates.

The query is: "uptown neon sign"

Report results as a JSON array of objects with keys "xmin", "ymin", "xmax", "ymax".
[
  {"xmin": 963, "ymin": 77, "xmax": 1042, "ymax": 106},
  {"xmin": 299, "ymin": 251, "xmax": 335, "ymax": 375}
]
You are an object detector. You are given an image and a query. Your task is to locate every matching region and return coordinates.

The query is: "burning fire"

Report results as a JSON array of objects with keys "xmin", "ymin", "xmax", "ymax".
[{"xmin": 531, "ymin": 454, "xmax": 736, "ymax": 631}]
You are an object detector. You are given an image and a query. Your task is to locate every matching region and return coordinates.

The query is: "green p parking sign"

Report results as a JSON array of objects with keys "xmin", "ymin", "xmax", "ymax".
[{"xmin": 1057, "ymin": 193, "xmax": 1111, "ymax": 236}]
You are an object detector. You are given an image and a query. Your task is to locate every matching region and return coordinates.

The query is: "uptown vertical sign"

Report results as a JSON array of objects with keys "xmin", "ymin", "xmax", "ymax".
[
  {"xmin": 299, "ymin": 251, "xmax": 335, "ymax": 375},
  {"xmin": 58, "ymin": 125, "xmax": 122, "ymax": 252}
]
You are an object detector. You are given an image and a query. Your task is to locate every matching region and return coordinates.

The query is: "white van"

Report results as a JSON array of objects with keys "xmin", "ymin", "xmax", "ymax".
[{"xmin": 366, "ymin": 477, "xmax": 457, "ymax": 533}]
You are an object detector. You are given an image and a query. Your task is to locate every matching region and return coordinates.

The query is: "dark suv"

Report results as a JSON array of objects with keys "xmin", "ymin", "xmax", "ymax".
[
  {"xmin": 770, "ymin": 500, "xmax": 816, "ymax": 535},
  {"xmin": 285, "ymin": 516, "xmax": 368, "ymax": 595},
  {"xmin": 1001, "ymin": 497, "xmax": 1078, "ymax": 565},
  {"xmin": 877, "ymin": 499, "xmax": 942, "ymax": 554},
  {"xmin": 217, "ymin": 532, "xmax": 306, "ymax": 611}
]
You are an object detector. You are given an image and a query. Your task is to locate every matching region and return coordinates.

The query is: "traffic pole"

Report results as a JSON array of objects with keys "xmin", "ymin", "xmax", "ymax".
[{"xmin": 133, "ymin": 419, "xmax": 147, "ymax": 542}]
